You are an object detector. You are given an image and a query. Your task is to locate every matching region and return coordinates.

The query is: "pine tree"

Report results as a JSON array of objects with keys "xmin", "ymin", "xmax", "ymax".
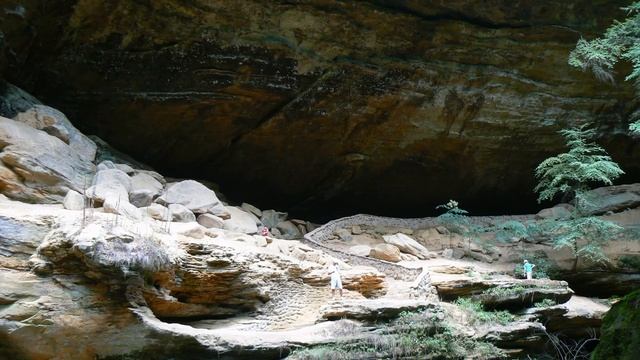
[
  {"xmin": 534, "ymin": 125, "xmax": 624, "ymax": 270},
  {"xmin": 569, "ymin": 2, "xmax": 640, "ymax": 133},
  {"xmin": 436, "ymin": 200, "xmax": 480, "ymax": 251},
  {"xmin": 534, "ymin": 125, "xmax": 624, "ymax": 207}
]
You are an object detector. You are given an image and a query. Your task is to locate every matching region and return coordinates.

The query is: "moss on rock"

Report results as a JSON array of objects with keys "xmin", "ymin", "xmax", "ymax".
[{"xmin": 592, "ymin": 289, "xmax": 640, "ymax": 360}]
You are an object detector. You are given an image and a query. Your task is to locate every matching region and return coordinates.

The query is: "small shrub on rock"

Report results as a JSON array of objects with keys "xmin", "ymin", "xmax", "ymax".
[{"xmin": 453, "ymin": 298, "xmax": 516, "ymax": 326}]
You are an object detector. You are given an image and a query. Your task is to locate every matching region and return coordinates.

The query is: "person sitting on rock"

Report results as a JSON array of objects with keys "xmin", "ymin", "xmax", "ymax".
[
  {"xmin": 260, "ymin": 226, "xmax": 270, "ymax": 237},
  {"xmin": 523, "ymin": 260, "xmax": 535, "ymax": 280},
  {"xmin": 329, "ymin": 261, "xmax": 343, "ymax": 299}
]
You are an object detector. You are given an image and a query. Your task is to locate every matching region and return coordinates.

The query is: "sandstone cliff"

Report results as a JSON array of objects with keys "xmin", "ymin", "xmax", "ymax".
[{"xmin": 1, "ymin": 0, "xmax": 639, "ymax": 218}]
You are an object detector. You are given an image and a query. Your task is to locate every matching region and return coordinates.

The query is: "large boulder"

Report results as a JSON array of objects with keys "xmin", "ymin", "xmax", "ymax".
[
  {"xmin": 560, "ymin": 270, "xmax": 640, "ymax": 297},
  {"xmin": 369, "ymin": 243, "xmax": 402, "ymax": 263},
  {"xmin": 130, "ymin": 172, "xmax": 163, "ymax": 195},
  {"xmin": 63, "ymin": 190, "xmax": 85, "ymax": 210},
  {"xmin": 581, "ymin": 184, "xmax": 640, "ymax": 215},
  {"xmin": 260, "ymin": 209, "xmax": 288, "ymax": 228},
  {"xmin": 86, "ymin": 168, "xmax": 131, "ymax": 204},
  {"xmin": 478, "ymin": 321, "xmax": 546, "ymax": 350},
  {"xmin": 383, "ymin": 233, "xmax": 432, "ymax": 259},
  {"xmin": 433, "ymin": 278, "xmax": 573, "ymax": 309},
  {"xmin": 275, "ymin": 220, "xmax": 302, "ymax": 239},
  {"xmin": 525, "ymin": 296, "xmax": 610, "ymax": 338},
  {"xmin": 168, "ymin": 203, "xmax": 196, "ymax": 223},
  {"xmin": 240, "ymin": 202, "xmax": 262, "ymax": 217},
  {"xmin": 0, "ymin": 82, "xmax": 40, "ymax": 118},
  {"xmin": 349, "ymin": 245, "xmax": 372, "ymax": 257},
  {"xmin": 319, "ymin": 299, "xmax": 433, "ymax": 321},
  {"xmin": 103, "ymin": 196, "xmax": 142, "ymax": 221},
  {"xmin": 143, "ymin": 203, "xmax": 169, "ymax": 221},
  {"xmin": 158, "ymin": 180, "xmax": 224, "ymax": 215},
  {"xmin": 535, "ymin": 203, "xmax": 574, "ymax": 220},
  {"xmin": 223, "ymin": 206, "xmax": 259, "ymax": 234},
  {"xmin": 128, "ymin": 168, "xmax": 162, "ymax": 207},
  {"xmin": 13, "ymin": 105, "xmax": 97, "ymax": 163},
  {"xmin": 197, "ymin": 213, "xmax": 225, "ymax": 229},
  {"xmin": 592, "ymin": 289, "xmax": 640, "ymax": 360},
  {"xmin": 0, "ymin": 116, "xmax": 95, "ymax": 203}
]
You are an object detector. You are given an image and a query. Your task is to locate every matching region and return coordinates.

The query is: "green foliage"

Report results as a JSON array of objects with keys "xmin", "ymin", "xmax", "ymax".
[
  {"xmin": 534, "ymin": 125, "xmax": 624, "ymax": 204},
  {"xmin": 618, "ymin": 255, "xmax": 640, "ymax": 271},
  {"xmin": 453, "ymin": 298, "xmax": 515, "ymax": 326},
  {"xmin": 493, "ymin": 219, "xmax": 550, "ymax": 245},
  {"xmin": 548, "ymin": 216, "xmax": 622, "ymax": 267},
  {"xmin": 592, "ymin": 289, "xmax": 640, "ymax": 360},
  {"xmin": 514, "ymin": 250, "xmax": 553, "ymax": 279},
  {"xmin": 534, "ymin": 298, "xmax": 557, "ymax": 308},
  {"xmin": 437, "ymin": 200, "xmax": 484, "ymax": 252},
  {"xmin": 569, "ymin": 2, "xmax": 640, "ymax": 134},
  {"xmin": 533, "ymin": 125, "xmax": 624, "ymax": 270},
  {"xmin": 482, "ymin": 285, "xmax": 529, "ymax": 298},
  {"xmin": 436, "ymin": 199, "xmax": 471, "ymax": 235},
  {"xmin": 289, "ymin": 310, "xmax": 505, "ymax": 359}
]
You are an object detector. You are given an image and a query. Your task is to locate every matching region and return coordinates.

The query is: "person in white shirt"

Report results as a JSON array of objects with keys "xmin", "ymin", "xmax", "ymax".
[{"xmin": 329, "ymin": 261, "xmax": 343, "ymax": 298}]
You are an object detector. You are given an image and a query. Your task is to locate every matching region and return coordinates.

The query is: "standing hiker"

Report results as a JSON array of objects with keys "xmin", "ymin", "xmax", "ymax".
[
  {"xmin": 329, "ymin": 261, "xmax": 343, "ymax": 298},
  {"xmin": 523, "ymin": 260, "xmax": 535, "ymax": 280}
]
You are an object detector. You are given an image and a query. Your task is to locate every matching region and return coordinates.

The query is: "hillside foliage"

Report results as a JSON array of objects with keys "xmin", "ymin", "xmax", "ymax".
[
  {"xmin": 534, "ymin": 125, "xmax": 624, "ymax": 205},
  {"xmin": 569, "ymin": 2, "xmax": 640, "ymax": 133},
  {"xmin": 532, "ymin": 125, "xmax": 623, "ymax": 269}
]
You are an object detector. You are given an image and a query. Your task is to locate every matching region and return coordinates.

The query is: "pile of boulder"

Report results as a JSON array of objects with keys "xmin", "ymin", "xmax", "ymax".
[
  {"xmin": 330, "ymin": 225, "xmax": 438, "ymax": 263},
  {"xmin": 73, "ymin": 163, "xmax": 316, "ymax": 239},
  {"xmin": 0, "ymin": 101, "xmax": 315, "ymax": 242},
  {"xmin": 327, "ymin": 223, "xmax": 502, "ymax": 264}
]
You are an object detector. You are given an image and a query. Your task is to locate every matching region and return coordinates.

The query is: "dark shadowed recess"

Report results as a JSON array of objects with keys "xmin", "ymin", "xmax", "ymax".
[{"xmin": 2, "ymin": 0, "xmax": 640, "ymax": 222}]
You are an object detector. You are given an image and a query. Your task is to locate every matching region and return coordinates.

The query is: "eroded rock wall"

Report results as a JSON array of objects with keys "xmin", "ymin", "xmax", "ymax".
[{"xmin": 1, "ymin": 0, "xmax": 639, "ymax": 218}]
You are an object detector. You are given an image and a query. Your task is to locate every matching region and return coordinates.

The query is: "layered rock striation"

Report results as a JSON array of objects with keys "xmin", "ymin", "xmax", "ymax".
[{"xmin": 1, "ymin": 0, "xmax": 639, "ymax": 218}]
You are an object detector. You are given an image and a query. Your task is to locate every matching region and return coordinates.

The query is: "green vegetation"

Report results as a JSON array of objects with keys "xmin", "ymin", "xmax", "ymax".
[
  {"xmin": 591, "ymin": 289, "xmax": 640, "ymax": 360},
  {"xmin": 534, "ymin": 299, "xmax": 557, "ymax": 308},
  {"xmin": 618, "ymin": 254, "xmax": 640, "ymax": 271},
  {"xmin": 547, "ymin": 216, "xmax": 622, "ymax": 270},
  {"xmin": 514, "ymin": 251, "xmax": 553, "ymax": 279},
  {"xmin": 453, "ymin": 298, "xmax": 515, "ymax": 326},
  {"xmin": 289, "ymin": 311, "xmax": 505, "ymax": 359},
  {"xmin": 534, "ymin": 125, "xmax": 624, "ymax": 270},
  {"xmin": 436, "ymin": 200, "xmax": 482, "ymax": 252},
  {"xmin": 534, "ymin": 125, "xmax": 624, "ymax": 204},
  {"xmin": 481, "ymin": 285, "xmax": 530, "ymax": 298},
  {"xmin": 493, "ymin": 220, "xmax": 532, "ymax": 243},
  {"xmin": 569, "ymin": 2, "xmax": 640, "ymax": 133},
  {"xmin": 436, "ymin": 199, "xmax": 470, "ymax": 234}
]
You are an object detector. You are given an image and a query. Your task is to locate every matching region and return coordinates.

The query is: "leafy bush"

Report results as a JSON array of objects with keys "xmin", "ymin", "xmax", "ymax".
[
  {"xmin": 534, "ymin": 125, "xmax": 624, "ymax": 271},
  {"xmin": 547, "ymin": 217, "xmax": 622, "ymax": 269},
  {"xmin": 618, "ymin": 255, "xmax": 640, "ymax": 271},
  {"xmin": 436, "ymin": 200, "xmax": 485, "ymax": 252},
  {"xmin": 289, "ymin": 310, "xmax": 505, "ymax": 359},
  {"xmin": 453, "ymin": 298, "xmax": 515, "ymax": 326},
  {"xmin": 534, "ymin": 125, "xmax": 624, "ymax": 204},
  {"xmin": 569, "ymin": 2, "xmax": 640, "ymax": 134},
  {"xmin": 494, "ymin": 220, "xmax": 531, "ymax": 243},
  {"xmin": 534, "ymin": 299, "xmax": 557, "ymax": 308},
  {"xmin": 514, "ymin": 251, "xmax": 554, "ymax": 279},
  {"xmin": 482, "ymin": 286, "xmax": 529, "ymax": 298},
  {"xmin": 436, "ymin": 200, "xmax": 472, "ymax": 235}
]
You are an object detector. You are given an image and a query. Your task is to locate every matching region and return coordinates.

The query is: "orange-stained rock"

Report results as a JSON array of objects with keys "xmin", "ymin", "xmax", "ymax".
[{"xmin": 2, "ymin": 1, "xmax": 639, "ymax": 218}]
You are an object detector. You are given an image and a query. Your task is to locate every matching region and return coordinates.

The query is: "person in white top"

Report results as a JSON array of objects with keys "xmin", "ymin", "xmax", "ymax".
[{"xmin": 329, "ymin": 261, "xmax": 343, "ymax": 298}]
